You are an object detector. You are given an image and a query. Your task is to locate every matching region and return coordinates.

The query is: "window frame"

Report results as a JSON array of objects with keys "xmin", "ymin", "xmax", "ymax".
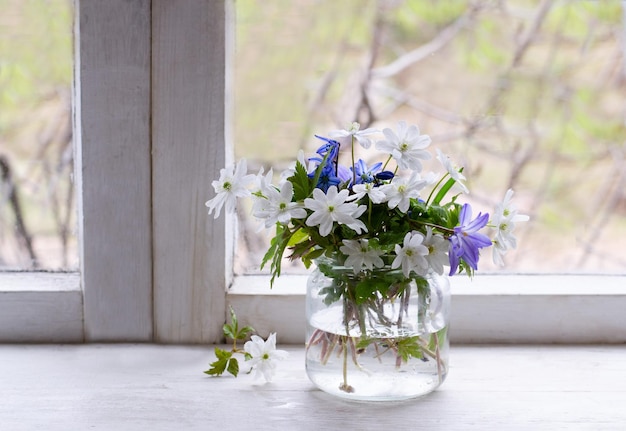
[{"xmin": 1, "ymin": 0, "xmax": 624, "ymax": 344}]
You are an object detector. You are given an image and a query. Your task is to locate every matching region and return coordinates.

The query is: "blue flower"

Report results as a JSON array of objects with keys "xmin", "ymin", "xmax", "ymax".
[
  {"xmin": 309, "ymin": 136, "xmax": 351, "ymax": 192},
  {"xmin": 314, "ymin": 135, "xmax": 340, "ymax": 161},
  {"xmin": 315, "ymin": 162, "xmax": 341, "ymax": 192},
  {"xmin": 375, "ymin": 171, "xmax": 395, "ymax": 181},
  {"xmin": 448, "ymin": 203, "xmax": 491, "ymax": 276},
  {"xmin": 351, "ymin": 159, "xmax": 382, "ymax": 185}
]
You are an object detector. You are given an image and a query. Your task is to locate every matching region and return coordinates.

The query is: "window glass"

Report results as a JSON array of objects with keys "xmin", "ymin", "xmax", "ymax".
[
  {"xmin": 0, "ymin": 0, "xmax": 76, "ymax": 270},
  {"xmin": 234, "ymin": 0, "xmax": 626, "ymax": 275}
]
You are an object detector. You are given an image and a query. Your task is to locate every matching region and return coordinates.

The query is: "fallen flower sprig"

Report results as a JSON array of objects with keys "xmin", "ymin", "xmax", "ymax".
[{"xmin": 204, "ymin": 307, "xmax": 288, "ymax": 382}]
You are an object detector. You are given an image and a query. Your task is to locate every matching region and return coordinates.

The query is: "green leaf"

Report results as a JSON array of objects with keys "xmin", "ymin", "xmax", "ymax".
[
  {"xmin": 301, "ymin": 247, "xmax": 325, "ymax": 269},
  {"xmin": 260, "ymin": 224, "xmax": 292, "ymax": 287},
  {"xmin": 355, "ymin": 278, "xmax": 387, "ymax": 305},
  {"xmin": 429, "ymin": 326, "xmax": 448, "ymax": 351},
  {"xmin": 288, "ymin": 161, "xmax": 313, "ymax": 201},
  {"xmin": 432, "ymin": 170, "xmax": 463, "ymax": 205},
  {"xmin": 396, "ymin": 337, "xmax": 423, "ymax": 363},
  {"xmin": 204, "ymin": 348, "xmax": 232, "ymax": 376},
  {"xmin": 226, "ymin": 357, "xmax": 240, "ymax": 377},
  {"xmin": 287, "ymin": 227, "xmax": 308, "ymax": 247},
  {"xmin": 224, "ymin": 306, "xmax": 255, "ymax": 341},
  {"xmin": 355, "ymin": 337, "xmax": 377, "ymax": 350},
  {"xmin": 222, "ymin": 323, "xmax": 236, "ymax": 340}
]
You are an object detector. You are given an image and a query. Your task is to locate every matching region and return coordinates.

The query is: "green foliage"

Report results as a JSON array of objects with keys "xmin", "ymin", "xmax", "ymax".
[
  {"xmin": 392, "ymin": 0, "xmax": 467, "ymax": 35},
  {"xmin": 547, "ymin": 1, "xmax": 623, "ymax": 39},
  {"xmin": 429, "ymin": 326, "xmax": 448, "ymax": 352},
  {"xmin": 204, "ymin": 347, "xmax": 240, "ymax": 377},
  {"xmin": 234, "ymin": 0, "xmax": 376, "ymax": 162},
  {"xmin": 223, "ymin": 306, "xmax": 255, "ymax": 344},
  {"xmin": 355, "ymin": 335, "xmax": 425, "ymax": 364},
  {"xmin": 204, "ymin": 307, "xmax": 254, "ymax": 378},
  {"xmin": 396, "ymin": 336, "xmax": 424, "ymax": 363},
  {"xmin": 461, "ymin": 17, "xmax": 506, "ymax": 71},
  {"xmin": 289, "ymin": 161, "xmax": 314, "ymax": 201},
  {"xmin": 0, "ymin": 0, "xmax": 73, "ymax": 128},
  {"xmin": 260, "ymin": 224, "xmax": 289, "ymax": 287}
]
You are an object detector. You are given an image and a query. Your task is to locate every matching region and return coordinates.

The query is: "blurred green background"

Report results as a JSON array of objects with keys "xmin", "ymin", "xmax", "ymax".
[
  {"xmin": 233, "ymin": 0, "xmax": 626, "ymax": 274},
  {"xmin": 0, "ymin": 0, "xmax": 73, "ymax": 269}
]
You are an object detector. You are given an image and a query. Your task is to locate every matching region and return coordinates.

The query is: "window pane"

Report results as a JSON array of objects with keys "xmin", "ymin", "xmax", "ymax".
[
  {"xmin": 0, "ymin": 0, "xmax": 76, "ymax": 270},
  {"xmin": 233, "ymin": 0, "xmax": 626, "ymax": 275}
]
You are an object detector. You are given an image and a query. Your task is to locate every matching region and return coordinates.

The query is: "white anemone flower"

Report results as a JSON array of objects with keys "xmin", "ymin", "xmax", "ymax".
[
  {"xmin": 491, "ymin": 238, "xmax": 508, "ymax": 266},
  {"xmin": 340, "ymin": 239, "xmax": 385, "ymax": 274},
  {"xmin": 392, "ymin": 231, "xmax": 429, "ymax": 278},
  {"xmin": 251, "ymin": 167, "xmax": 274, "ymax": 196},
  {"xmin": 436, "ymin": 149, "xmax": 469, "ymax": 194},
  {"xmin": 205, "ymin": 159, "xmax": 254, "ymax": 219},
  {"xmin": 253, "ymin": 181, "xmax": 306, "ymax": 228},
  {"xmin": 381, "ymin": 172, "xmax": 430, "ymax": 213},
  {"xmin": 244, "ymin": 333, "xmax": 288, "ymax": 382},
  {"xmin": 375, "ymin": 121, "xmax": 432, "ymax": 171},
  {"xmin": 423, "ymin": 226, "xmax": 449, "ymax": 275},
  {"xmin": 304, "ymin": 186, "xmax": 367, "ymax": 237},
  {"xmin": 329, "ymin": 122, "xmax": 379, "ymax": 149},
  {"xmin": 491, "ymin": 189, "xmax": 529, "ymax": 265},
  {"xmin": 351, "ymin": 182, "xmax": 387, "ymax": 204}
]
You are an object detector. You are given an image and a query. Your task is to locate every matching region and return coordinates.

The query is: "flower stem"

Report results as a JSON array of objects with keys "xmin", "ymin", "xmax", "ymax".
[
  {"xmin": 381, "ymin": 155, "xmax": 393, "ymax": 172},
  {"xmin": 425, "ymin": 173, "xmax": 449, "ymax": 205},
  {"xmin": 351, "ymin": 136, "xmax": 356, "ymax": 186},
  {"xmin": 339, "ymin": 337, "xmax": 354, "ymax": 393}
]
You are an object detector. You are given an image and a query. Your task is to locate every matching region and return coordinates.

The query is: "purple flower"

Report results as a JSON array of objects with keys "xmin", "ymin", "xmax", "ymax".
[{"xmin": 448, "ymin": 203, "xmax": 491, "ymax": 276}]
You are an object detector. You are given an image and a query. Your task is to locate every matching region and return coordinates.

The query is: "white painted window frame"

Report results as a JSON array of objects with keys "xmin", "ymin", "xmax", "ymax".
[{"xmin": 1, "ymin": 0, "xmax": 624, "ymax": 344}]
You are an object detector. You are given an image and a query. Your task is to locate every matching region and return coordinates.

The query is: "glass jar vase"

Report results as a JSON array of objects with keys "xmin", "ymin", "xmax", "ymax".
[{"xmin": 305, "ymin": 256, "xmax": 451, "ymax": 401}]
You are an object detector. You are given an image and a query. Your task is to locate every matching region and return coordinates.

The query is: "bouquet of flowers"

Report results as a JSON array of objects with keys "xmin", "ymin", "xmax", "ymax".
[
  {"xmin": 205, "ymin": 121, "xmax": 528, "ymax": 394},
  {"xmin": 206, "ymin": 121, "xmax": 528, "ymax": 281}
]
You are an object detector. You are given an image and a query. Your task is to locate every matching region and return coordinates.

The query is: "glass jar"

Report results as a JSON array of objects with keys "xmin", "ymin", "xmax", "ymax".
[{"xmin": 305, "ymin": 256, "xmax": 451, "ymax": 401}]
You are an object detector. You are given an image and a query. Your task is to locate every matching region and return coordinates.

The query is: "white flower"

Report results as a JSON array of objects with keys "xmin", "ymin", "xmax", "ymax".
[
  {"xmin": 436, "ymin": 149, "xmax": 469, "ymax": 194},
  {"xmin": 340, "ymin": 239, "xmax": 385, "ymax": 273},
  {"xmin": 491, "ymin": 238, "xmax": 507, "ymax": 266},
  {"xmin": 375, "ymin": 121, "xmax": 431, "ymax": 171},
  {"xmin": 329, "ymin": 122, "xmax": 379, "ymax": 149},
  {"xmin": 253, "ymin": 181, "xmax": 306, "ymax": 228},
  {"xmin": 205, "ymin": 159, "xmax": 255, "ymax": 219},
  {"xmin": 351, "ymin": 182, "xmax": 387, "ymax": 204},
  {"xmin": 392, "ymin": 231, "xmax": 429, "ymax": 278},
  {"xmin": 251, "ymin": 167, "xmax": 274, "ymax": 196},
  {"xmin": 304, "ymin": 186, "xmax": 367, "ymax": 237},
  {"xmin": 491, "ymin": 189, "xmax": 529, "ymax": 265},
  {"xmin": 381, "ymin": 172, "xmax": 430, "ymax": 213},
  {"xmin": 423, "ymin": 227, "xmax": 449, "ymax": 275},
  {"xmin": 244, "ymin": 333, "xmax": 289, "ymax": 382}
]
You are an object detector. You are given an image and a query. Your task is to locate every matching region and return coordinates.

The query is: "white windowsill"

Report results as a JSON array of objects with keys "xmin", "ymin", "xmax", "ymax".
[
  {"xmin": 0, "ymin": 272, "xmax": 83, "ymax": 342},
  {"xmin": 1, "ymin": 272, "xmax": 624, "ymax": 343},
  {"xmin": 228, "ymin": 273, "xmax": 626, "ymax": 344},
  {"xmin": 1, "ymin": 344, "xmax": 624, "ymax": 430}
]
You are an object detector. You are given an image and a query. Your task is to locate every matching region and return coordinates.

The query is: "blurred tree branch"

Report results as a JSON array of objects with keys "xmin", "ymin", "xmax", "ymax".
[{"xmin": 0, "ymin": 154, "xmax": 39, "ymax": 268}]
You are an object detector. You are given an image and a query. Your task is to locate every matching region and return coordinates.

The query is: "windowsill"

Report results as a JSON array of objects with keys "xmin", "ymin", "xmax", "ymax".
[
  {"xmin": 1, "ymin": 272, "xmax": 625, "ymax": 343},
  {"xmin": 229, "ymin": 273, "xmax": 626, "ymax": 344},
  {"xmin": 1, "ymin": 344, "xmax": 624, "ymax": 429},
  {"xmin": 0, "ymin": 272, "xmax": 83, "ymax": 342}
]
